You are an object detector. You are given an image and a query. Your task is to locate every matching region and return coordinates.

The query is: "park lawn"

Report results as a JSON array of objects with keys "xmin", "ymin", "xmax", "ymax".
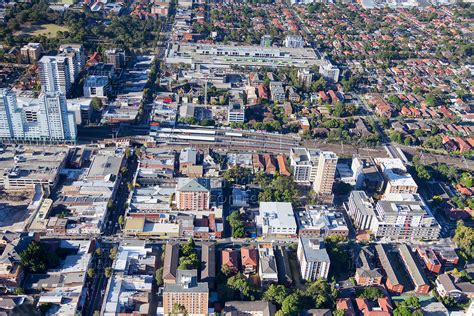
[{"xmin": 16, "ymin": 23, "xmax": 69, "ymax": 38}]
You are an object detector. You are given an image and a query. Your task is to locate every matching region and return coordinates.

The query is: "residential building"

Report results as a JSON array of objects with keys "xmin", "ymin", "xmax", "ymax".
[
  {"xmin": 399, "ymin": 244, "xmax": 430, "ymax": 294},
  {"xmin": 274, "ymin": 246, "xmax": 292, "ymax": 286},
  {"xmin": 371, "ymin": 193, "xmax": 440, "ymax": 241},
  {"xmin": 290, "ymin": 148, "xmax": 320, "ymax": 184},
  {"xmin": 319, "ymin": 60, "xmax": 340, "ymax": 82},
  {"xmin": 0, "ymin": 89, "xmax": 77, "ymax": 143},
  {"xmin": 200, "ymin": 242, "xmax": 215, "ymax": 289},
  {"xmin": 336, "ymin": 298, "xmax": 356, "ymax": 316},
  {"xmin": 83, "ymin": 75, "xmax": 110, "ymax": 98},
  {"xmin": 296, "ymin": 205, "xmax": 349, "ymax": 237},
  {"xmin": 0, "ymin": 233, "xmax": 35, "ymax": 291},
  {"xmin": 163, "ymin": 242, "xmax": 179, "ymax": 284},
  {"xmin": 375, "ymin": 244, "xmax": 404, "ymax": 294},
  {"xmin": 260, "ymin": 35, "xmax": 272, "ymax": 47},
  {"xmin": 297, "ymin": 237, "xmax": 330, "ymax": 281},
  {"xmin": 374, "ymin": 158, "xmax": 418, "ymax": 195},
  {"xmin": 355, "ymin": 298, "xmax": 392, "ymax": 316},
  {"xmin": 163, "ymin": 269, "xmax": 209, "ymax": 316},
  {"xmin": 224, "ymin": 301, "xmax": 276, "ymax": 316},
  {"xmin": 241, "ymin": 247, "xmax": 258, "ymax": 275},
  {"xmin": 59, "ymin": 44, "xmax": 85, "ymax": 74},
  {"xmin": 39, "ymin": 56, "xmax": 72, "ymax": 97},
  {"xmin": 269, "ymin": 81, "xmax": 285, "ymax": 103},
  {"xmin": 284, "ymin": 35, "xmax": 304, "ymax": 48},
  {"xmin": 312, "ymin": 151, "xmax": 338, "ymax": 195},
  {"xmin": 258, "ymin": 244, "xmax": 278, "ymax": 287},
  {"xmin": 222, "ymin": 248, "xmax": 239, "ymax": 274},
  {"xmin": 175, "ymin": 178, "xmax": 210, "ymax": 211},
  {"xmin": 276, "ymin": 155, "xmax": 290, "ymax": 176},
  {"xmin": 354, "ymin": 246, "xmax": 383, "ymax": 286},
  {"xmin": 351, "ymin": 156, "xmax": 384, "ymax": 192},
  {"xmin": 436, "ymin": 274, "xmax": 464, "ymax": 301},
  {"xmin": 416, "ymin": 247, "xmax": 442, "ymax": 273},
  {"xmin": 59, "ymin": 44, "xmax": 86, "ymax": 83},
  {"xmin": 227, "ymin": 101, "xmax": 245, "ymax": 123},
  {"xmin": 20, "ymin": 43, "xmax": 42, "ymax": 63},
  {"xmin": 105, "ymin": 48, "xmax": 126, "ymax": 69},
  {"xmin": 348, "ymin": 191, "xmax": 377, "ymax": 231},
  {"xmin": 257, "ymin": 202, "xmax": 297, "ymax": 237},
  {"xmin": 298, "ymin": 68, "xmax": 313, "ymax": 88}
]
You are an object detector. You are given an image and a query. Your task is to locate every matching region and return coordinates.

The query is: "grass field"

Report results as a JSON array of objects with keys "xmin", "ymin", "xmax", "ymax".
[{"xmin": 15, "ymin": 23, "xmax": 69, "ymax": 38}]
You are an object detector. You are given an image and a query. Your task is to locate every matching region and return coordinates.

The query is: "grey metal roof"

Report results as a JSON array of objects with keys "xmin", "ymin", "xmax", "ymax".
[
  {"xmin": 200, "ymin": 242, "xmax": 216, "ymax": 281},
  {"xmin": 375, "ymin": 244, "xmax": 401, "ymax": 286},
  {"xmin": 299, "ymin": 237, "xmax": 330, "ymax": 263},
  {"xmin": 176, "ymin": 178, "xmax": 210, "ymax": 192},
  {"xmin": 163, "ymin": 242, "xmax": 179, "ymax": 282},
  {"xmin": 398, "ymin": 244, "xmax": 429, "ymax": 287},
  {"xmin": 164, "ymin": 269, "xmax": 209, "ymax": 294},
  {"xmin": 225, "ymin": 301, "xmax": 276, "ymax": 316}
]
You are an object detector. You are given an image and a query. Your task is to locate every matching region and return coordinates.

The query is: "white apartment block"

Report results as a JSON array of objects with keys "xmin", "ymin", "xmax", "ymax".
[
  {"xmin": 39, "ymin": 56, "xmax": 72, "ymax": 96},
  {"xmin": 59, "ymin": 44, "xmax": 86, "ymax": 83},
  {"xmin": 374, "ymin": 158, "xmax": 418, "ymax": 195},
  {"xmin": 0, "ymin": 88, "xmax": 76, "ymax": 143},
  {"xmin": 257, "ymin": 202, "xmax": 297, "ymax": 237},
  {"xmin": 297, "ymin": 237, "xmax": 330, "ymax": 281},
  {"xmin": 289, "ymin": 148, "xmax": 337, "ymax": 191},
  {"xmin": 312, "ymin": 151, "xmax": 338, "ymax": 195},
  {"xmin": 371, "ymin": 193, "xmax": 440, "ymax": 241},
  {"xmin": 348, "ymin": 191, "xmax": 377, "ymax": 231}
]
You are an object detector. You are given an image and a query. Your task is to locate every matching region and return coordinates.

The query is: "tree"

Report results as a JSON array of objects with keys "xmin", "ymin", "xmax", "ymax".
[
  {"xmin": 279, "ymin": 292, "xmax": 301, "ymax": 316},
  {"xmin": 155, "ymin": 267, "xmax": 163, "ymax": 286},
  {"xmin": 228, "ymin": 211, "xmax": 246, "ymax": 238},
  {"xmin": 333, "ymin": 310, "xmax": 344, "ymax": 316},
  {"xmin": 14, "ymin": 287, "xmax": 24, "ymax": 295},
  {"xmin": 357, "ymin": 287, "xmax": 384, "ymax": 300},
  {"xmin": 118, "ymin": 215, "xmax": 124, "ymax": 227},
  {"xmin": 87, "ymin": 268, "xmax": 95, "ymax": 278},
  {"xmin": 460, "ymin": 172, "xmax": 473, "ymax": 188},
  {"xmin": 227, "ymin": 273, "xmax": 257, "ymax": 300},
  {"xmin": 104, "ymin": 267, "xmax": 113, "ymax": 278},
  {"xmin": 304, "ymin": 279, "xmax": 337, "ymax": 309},
  {"xmin": 221, "ymin": 263, "xmax": 232, "ymax": 276},
  {"xmin": 453, "ymin": 221, "xmax": 474, "ymax": 259},
  {"xmin": 178, "ymin": 252, "xmax": 198, "ymax": 270},
  {"xmin": 263, "ymin": 284, "xmax": 290, "ymax": 307},
  {"xmin": 181, "ymin": 238, "xmax": 195, "ymax": 256},
  {"xmin": 95, "ymin": 248, "xmax": 103, "ymax": 257},
  {"xmin": 109, "ymin": 247, "xmax": 118, "ymax": 260},
  {"xmin": 20, "ymin": 241, "xmax": 59, "ymax": 273},
  {"xmin": 223, "ymin": 166, "xmax": 253, "ymax": 185},
  {"xmin": 90, "ymin": 97, "xmax": 103, "ymax": 111}
]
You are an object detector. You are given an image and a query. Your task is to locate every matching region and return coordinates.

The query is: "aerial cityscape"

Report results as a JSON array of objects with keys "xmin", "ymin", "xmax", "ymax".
[{"xmin": 0, "ymin": 0, "xmax": 472, "ymax": 315}]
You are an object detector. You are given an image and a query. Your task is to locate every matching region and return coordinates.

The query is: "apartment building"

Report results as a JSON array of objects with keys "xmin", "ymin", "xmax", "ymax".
[
  {"xmin": 175, "ymin": 178, "xmax": 210, "ymax": 210},
  {"xmin": 0, "ymin": 89, "xmax": 77, "ymax": 143},
  {"xmin": 375, "ymin": 244, "xmax": 404, "ymax": 294},
  {"xmin": 39, "ymin": 56, "xmax": 72, "ymax": 95},
  {"xmin": 374, "ymin": 158, "xmax": 418, "ymax": 195},
  {"xmin": 399, "ymin": 244, "xmax": 430, "ymax": 294},
  {"xmin": 371, "ymin": 193, "xmax": 440, "ymax": 241},
  {"xmin": 257, "ymin": 202, "xmax": 297, "ymax": 237},
  {"xmin": 258, "ymin": 244, "xmax": 278, "ymax": 287},
  {"xmin": 163, "ymin": 269, "xmax": 209, "ymax": 316},
  {"xmin": 105, "ymin": 48, "xmax": 126, "ymax": 69},
  {"xmin": 348, "ymin": 191, "xmax": 377, "ymax": 231},
  {"xmin": 313, "ymin": 151, "xmax": 338, "ymax": 195},
  {"xmin": 297, "ymin": 237, "xmax": 330, "ymax": 281},
  {"xmin": 59, "ymin": 44, "xmax": 86, "ymax": 83},
  {"xmin": 20, "ymin": 43, "xmax": 42, "ymax": 63}
]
